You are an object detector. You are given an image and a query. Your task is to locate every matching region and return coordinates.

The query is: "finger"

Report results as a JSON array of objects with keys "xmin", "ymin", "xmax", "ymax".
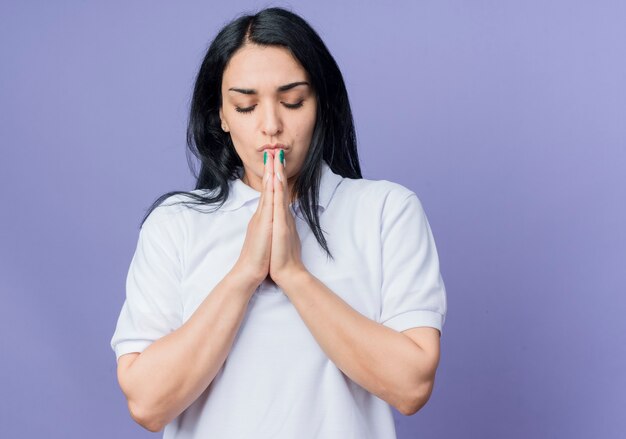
[
  {"xmin": 273, "ymin": 149, "xmax": 287, "ymax": 222},
  {"xmin": 278, "ymin": 149, "xmax": 288, "ymax": 208},
  {"xmin": 261, "ymin": 150, "xmax": 274, "ymax": 218}
]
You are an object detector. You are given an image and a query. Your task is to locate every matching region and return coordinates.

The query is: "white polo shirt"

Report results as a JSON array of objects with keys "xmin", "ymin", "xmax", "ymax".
[{"xmin": 110, "ymin": 161, "xmax": 447, "ymax": 439}]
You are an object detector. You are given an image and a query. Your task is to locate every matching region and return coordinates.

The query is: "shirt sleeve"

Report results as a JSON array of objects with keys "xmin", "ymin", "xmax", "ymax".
[
  {"xmin": 110, "ymin": 205, "xmax": 185, "ymax": 362},
  {"xmin": 379, "ymin": 191, "xmax": 447, "ymax": 336}
]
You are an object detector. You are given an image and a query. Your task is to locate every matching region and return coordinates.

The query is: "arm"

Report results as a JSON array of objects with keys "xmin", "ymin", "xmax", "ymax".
[
  {"xmin": 116, "ymin": 268, "xmax": 258, "ymax": 432},
  {"xmin": 279, "ymin": 270, "xmax": 441, "ymax": 416}
]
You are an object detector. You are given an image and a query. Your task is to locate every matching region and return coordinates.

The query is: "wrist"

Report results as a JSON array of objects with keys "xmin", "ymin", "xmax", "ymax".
[
  {"xmin": 274, "ymin": 266, "xmax": 311, "ymax": 292},
  {"xmin": 227, "ymin": 265, "xmax": 263, "ymax": 295}
]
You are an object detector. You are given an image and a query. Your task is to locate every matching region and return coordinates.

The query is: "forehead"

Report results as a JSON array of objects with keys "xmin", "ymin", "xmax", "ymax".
[{"xmin": 222, "ymin": 45, "xmax": 308, "ymax": 89}]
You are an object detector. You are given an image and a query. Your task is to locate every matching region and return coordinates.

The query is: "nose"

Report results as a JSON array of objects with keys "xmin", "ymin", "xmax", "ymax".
[{"xmin": 260, "ymin": 102, "xmax": 283, "ymax": 137}]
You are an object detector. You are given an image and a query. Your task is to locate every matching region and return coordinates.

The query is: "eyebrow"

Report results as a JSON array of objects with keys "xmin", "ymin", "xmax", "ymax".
[{"xmin": 228, "ymin": 81, "xmax": 310, "ymax": 95}]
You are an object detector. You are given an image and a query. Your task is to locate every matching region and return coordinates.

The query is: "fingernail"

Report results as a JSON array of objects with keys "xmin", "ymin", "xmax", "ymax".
[
  {"xmin": 277, "ymin": 171, "xmax": 283, "ymax": 182},
  {"xmin": 264, "ymin": 151, "xmax": 267, "ymax": 165},
  {"xmin": 279, "ymin": 149, "xmax": 284, "ymax": 164}
]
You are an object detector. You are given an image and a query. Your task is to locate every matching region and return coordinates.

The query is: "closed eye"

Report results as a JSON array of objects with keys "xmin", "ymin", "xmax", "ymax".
[{"xmin": 235, "ymin": 100, "xmax": 304, "ymax": 114}]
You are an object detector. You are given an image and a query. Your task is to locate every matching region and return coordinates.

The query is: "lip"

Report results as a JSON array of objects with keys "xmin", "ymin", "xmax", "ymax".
[{"xmin": 259, "ymin": 143, "xmax": 288, "ymax": 152}]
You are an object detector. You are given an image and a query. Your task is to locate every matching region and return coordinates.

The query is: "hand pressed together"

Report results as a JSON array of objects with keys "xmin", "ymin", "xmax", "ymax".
[{"xmin": 234, "ymin": 149, "xmax": 307, "ymax": 290}]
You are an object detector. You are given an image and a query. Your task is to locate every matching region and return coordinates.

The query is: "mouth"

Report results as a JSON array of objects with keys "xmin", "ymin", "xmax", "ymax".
[{"xmin": 259, "ymin": 143, "xmax": 288, "ymax": 153}]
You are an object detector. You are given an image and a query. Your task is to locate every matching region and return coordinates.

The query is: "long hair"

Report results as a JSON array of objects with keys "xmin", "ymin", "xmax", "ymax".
[{"xmin": 140, "ymin": 6, "xmax": 361, "ymax": 260}]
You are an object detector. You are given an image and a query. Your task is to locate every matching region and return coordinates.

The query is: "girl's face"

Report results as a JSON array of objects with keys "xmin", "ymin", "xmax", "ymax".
[{"xmin": 219, "ymin": 44, "xmax": 317, "ymax": 196}]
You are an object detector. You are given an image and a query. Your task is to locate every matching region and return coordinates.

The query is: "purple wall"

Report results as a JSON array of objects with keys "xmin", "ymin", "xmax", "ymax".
[{"xmin": 1, "ymin": 1, "xmax": 624, "ymax": 438}]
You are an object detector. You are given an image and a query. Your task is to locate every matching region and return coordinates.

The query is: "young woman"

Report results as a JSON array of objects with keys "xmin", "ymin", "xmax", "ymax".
[{"xmin": 111, "ymin": 7, "xmax": 447, "ymax": 438}]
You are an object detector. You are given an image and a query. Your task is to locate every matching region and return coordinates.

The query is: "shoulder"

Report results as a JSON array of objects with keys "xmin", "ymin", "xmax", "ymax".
[
  {"xmin": 337, "ymin": 175, "xmax": 420, "ymax": 213},
  {"xmin": 141, "ymin": 189, "xmax": 209, "ymax": 231}
]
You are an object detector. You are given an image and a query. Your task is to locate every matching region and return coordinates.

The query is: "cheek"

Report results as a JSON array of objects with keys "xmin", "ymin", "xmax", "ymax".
[
  {"xmin": 226, "ymin": 118, "xmax": 255, "ymax": 143},
  {"xmin": 295, "ymin": 109, "xmax": 316, "ymax": 136},
  {"xmin": 227, "ymin": 112, "xmax": 252, "ymax": 130},
  {"xmin": 291, "ymin": 116, "xmax": 315, "ymax": 159}
]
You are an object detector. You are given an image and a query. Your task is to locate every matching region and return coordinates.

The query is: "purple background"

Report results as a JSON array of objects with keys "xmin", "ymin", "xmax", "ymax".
[{"xmin": 1, "ymin": 1, "xmax": 624, "ymax": 438}]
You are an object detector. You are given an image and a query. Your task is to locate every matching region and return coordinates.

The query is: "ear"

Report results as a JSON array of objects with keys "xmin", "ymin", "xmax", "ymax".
[{"xmin": 219, "ymin": 107, "xmax": 229, "ymax": 132}]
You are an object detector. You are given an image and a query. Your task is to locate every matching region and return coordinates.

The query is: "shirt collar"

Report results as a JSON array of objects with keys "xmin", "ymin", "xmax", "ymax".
[{"xmin": 217, "ymin": 161, "xmax": 343, "ymax": 213}]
